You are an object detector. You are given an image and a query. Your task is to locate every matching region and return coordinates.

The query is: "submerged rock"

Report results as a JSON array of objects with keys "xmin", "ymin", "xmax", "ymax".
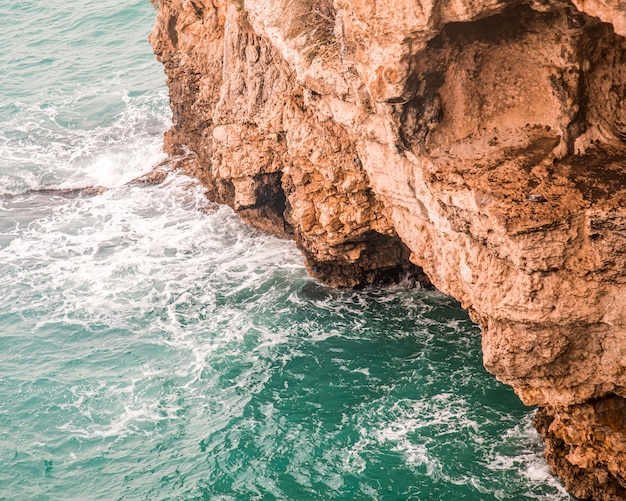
[{"xmin": 149, "ymin": 0, "xmax": 626, "ymax": 497}]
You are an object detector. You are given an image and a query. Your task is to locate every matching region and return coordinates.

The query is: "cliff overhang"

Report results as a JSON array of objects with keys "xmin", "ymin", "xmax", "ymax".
[{"xmin": 149, "ymin": 0, "xmax": 626, "ymax": 497}]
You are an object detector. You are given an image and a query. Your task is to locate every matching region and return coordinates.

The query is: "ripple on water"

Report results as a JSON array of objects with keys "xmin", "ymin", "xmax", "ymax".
[{"xmin": 0, "ymin": 174, "xmax": 574, "ymax": 499}]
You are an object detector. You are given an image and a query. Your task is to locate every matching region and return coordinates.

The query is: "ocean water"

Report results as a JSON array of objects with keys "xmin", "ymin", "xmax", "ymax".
[{"xmin": 0, "ymin": 1, "xmax": 574, "ymax": 500}]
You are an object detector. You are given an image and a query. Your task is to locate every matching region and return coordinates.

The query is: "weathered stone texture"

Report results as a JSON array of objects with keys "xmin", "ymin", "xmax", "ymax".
[{"xmin": 150, "ymin": 0, "xmax": 626, "ymax": 497}]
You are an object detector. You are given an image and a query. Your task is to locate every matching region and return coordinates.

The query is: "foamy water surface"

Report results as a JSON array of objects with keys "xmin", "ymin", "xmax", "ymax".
[{"xmin": 0, "ymin": 1, "xmax": 575, "ymax": 499}]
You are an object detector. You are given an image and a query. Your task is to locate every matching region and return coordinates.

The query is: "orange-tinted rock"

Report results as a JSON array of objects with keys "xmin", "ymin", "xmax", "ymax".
[{"xmin": 150, "ymin": 0, "xmax": 626, "ymax": 497}]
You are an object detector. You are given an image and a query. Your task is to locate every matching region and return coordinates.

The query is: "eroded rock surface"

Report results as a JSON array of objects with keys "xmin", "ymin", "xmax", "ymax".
[{"xmin": 150, "ymin": 0, "xmax": 626, "ymax": 497}]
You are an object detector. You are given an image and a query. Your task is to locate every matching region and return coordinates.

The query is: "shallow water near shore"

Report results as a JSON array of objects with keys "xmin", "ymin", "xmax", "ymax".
[{"xmin": 0, "ymin": 1, "xmax": 575, "ymax": 499}]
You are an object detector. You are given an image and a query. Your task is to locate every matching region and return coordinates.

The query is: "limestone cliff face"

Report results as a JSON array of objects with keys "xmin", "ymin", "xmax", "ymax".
[{"xmin": 150, "ymin": 0, "xmax": 626, "ymax": 498}]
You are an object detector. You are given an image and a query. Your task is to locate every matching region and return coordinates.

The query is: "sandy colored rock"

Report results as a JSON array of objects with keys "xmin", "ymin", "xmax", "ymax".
[
  {"xmin": 150, "ymin": 0, "xmax": 626, "ymax": 497},
  {"xmin": 536, "ymin": 398, "xmax": 626, "ymax": 500}
]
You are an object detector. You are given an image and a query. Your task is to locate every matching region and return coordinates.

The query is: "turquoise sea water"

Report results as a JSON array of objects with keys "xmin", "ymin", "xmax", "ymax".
[{"xmin": 0, "ymin": 1, "xmax": 574, "ymax": 500}]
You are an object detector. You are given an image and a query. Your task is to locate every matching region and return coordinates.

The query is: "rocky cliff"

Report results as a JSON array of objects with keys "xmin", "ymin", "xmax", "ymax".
[{"xmin": 149, "ymin": 0, "xmax": 626, "ymax": 498}]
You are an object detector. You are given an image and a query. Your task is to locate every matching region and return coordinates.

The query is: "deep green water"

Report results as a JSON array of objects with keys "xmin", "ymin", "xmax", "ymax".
[{"xmin": 0, "ymin": 1, "xmax": 574, "ymax": 499}]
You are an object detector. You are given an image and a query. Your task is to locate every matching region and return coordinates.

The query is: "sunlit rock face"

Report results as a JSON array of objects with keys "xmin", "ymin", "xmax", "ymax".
[{"xmin": 150, "ymin": 0, "xmax": 626, "ymax": 497}]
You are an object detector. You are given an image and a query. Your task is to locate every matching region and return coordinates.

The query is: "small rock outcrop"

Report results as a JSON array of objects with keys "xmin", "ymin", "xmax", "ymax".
[{"xmin": 149, "ymin": 0, "xmax": 626, "ymax": 497}]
